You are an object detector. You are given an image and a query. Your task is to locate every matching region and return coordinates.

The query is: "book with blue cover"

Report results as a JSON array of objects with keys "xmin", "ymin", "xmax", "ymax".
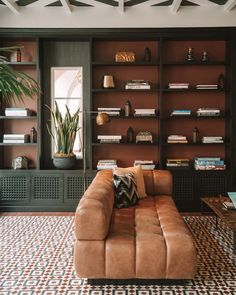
[{"xmin": 227, "ymin": 192, "xmax": 236, "ymax": 208}]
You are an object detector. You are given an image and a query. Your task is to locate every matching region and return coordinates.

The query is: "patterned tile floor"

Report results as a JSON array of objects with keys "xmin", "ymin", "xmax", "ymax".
[{"xmin": 0, "ymin": 215, "xmax": 236, "ymax": 295}]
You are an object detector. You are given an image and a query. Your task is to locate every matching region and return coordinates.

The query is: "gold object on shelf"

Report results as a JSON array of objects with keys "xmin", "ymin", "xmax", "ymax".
[
  {"xmin": 115, "ymin": 51, "xmax": 135, "ymax": 62},
  {"xmin": 136, "ymin": 131, "xmax": 153, "ymax": 143}
]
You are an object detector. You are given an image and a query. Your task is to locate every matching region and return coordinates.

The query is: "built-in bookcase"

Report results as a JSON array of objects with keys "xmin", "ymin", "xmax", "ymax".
[
  {"xmin": 0, "ymin": 38, "xmax": 39, "ymax": 169},
  {"xmin": 0, "ymin": 28, "xmax": 236, "ymax": 212},
  {"xmin": 92, "ymin": 40, "xmax": 160, "ymax": 169}
]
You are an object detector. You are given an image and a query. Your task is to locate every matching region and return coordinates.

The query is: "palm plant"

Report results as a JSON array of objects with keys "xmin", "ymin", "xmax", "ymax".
[
  {"xmin": 0, "ymin": 47, "xmax": 39, "ymax": 105},
  {"xmin": 46, "ymin": 101, "xmax": 80, "ymax": 157}
]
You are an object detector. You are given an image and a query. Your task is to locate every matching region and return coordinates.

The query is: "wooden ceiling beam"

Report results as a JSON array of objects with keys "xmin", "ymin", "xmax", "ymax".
[
  {"xmin": 28, "ymin": 0, "xmax": 57, "ymax": 7},
  {"xmin": 136, "ymin": 0, "xmax": 168, "ymax": 8},
  {"xmin": 1, "ymin": 0, "xmax": 19, "ymax": 14},
  {"xmin": 170, "ymin": 0, "xmax": 182, "ymax": 13},
  {"xmin": 61, "ymin": 0, "xmax": 72, "ymax": 13},
  {"xmin": 119, "ymin": 0, "xmax": 125, "ymax": 13},
  {"xmin": 224, "ymin": 0, "xmax": 236, "ymax": 12}
]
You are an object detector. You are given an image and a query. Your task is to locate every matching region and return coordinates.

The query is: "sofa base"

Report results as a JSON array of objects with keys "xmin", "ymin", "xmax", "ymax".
[{"xmin": 87, "ymin": 279, "xmax": 189, "ymax": 286}]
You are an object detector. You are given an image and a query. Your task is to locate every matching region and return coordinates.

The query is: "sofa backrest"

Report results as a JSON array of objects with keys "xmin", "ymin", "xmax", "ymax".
[{"xmin": 143, "ymin": 170, "xmax": 172, "ymax": 196}]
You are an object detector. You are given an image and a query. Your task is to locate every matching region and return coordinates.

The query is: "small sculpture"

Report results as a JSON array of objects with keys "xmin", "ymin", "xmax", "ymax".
[
  {"xmin": 186, "ymin": 47, "xmax": 194, "ymax": 61},
  {"xmin": 144, "ymin": 47, "xmax": 151, "ymax": 63},
  {"xmin": 202, "ymin": 51, "xmax": 208, "ymax": 62},
  {"xmin": 218, "ymin": 73, "xmax": 225, "ymax": 90},
  {"xmin": 127, "ymin": 127, "xmax": 134, "ymax": 143},
  {"xmin": 124, "ymin": 100, "xmax": 131, "ymax": 117},
  {"xmin": 192, "ymin": 127, "xmax": 199, "ymax": 143}
]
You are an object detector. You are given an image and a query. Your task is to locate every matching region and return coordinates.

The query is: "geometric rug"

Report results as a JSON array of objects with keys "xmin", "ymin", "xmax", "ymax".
[{"xmin": 0, "ymin": 215, "xmax": 236, "ymax": 295}]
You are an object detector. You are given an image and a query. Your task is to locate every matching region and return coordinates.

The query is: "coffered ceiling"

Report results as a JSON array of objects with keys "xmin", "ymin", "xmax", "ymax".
[{"xmin": 0, "ymin": 0, "xmax": 236, "ymax": 14}]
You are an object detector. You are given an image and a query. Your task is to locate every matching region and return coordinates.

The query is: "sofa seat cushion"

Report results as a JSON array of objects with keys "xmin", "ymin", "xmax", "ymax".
[{"xmin": 105, "ymin": 196, "xmax": 196, "ymax": 279}]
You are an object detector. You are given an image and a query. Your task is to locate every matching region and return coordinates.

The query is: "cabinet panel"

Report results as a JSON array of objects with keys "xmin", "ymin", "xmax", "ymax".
[
  {"xmin": 31, "ymin": 174, "xmax": 63, "ymax": 202},
  {"xmin": 0, "ymin": 174, "xmax": 30, "ymax": 202}
]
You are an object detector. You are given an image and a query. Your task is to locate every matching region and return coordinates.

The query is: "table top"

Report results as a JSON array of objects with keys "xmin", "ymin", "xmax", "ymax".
[{"xmin": 201, "ymin": 196, "xmax": 236, "ymax": 230}]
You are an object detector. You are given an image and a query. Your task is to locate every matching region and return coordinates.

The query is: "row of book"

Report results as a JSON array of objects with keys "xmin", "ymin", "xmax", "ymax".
[
  {"xmin": 4, "ymin": 108, "xmax": 33, "ymax": 117},
  {"xmin": 134, "ymin": 109, "xmax": 156, "ymax": 117},
  {"xmin": 125, "ymin": 80, "xmax": 151, "ymax": 90},
  {"xmin": 194, "ymin": 157, "xmax": 226, "ymax": 170},
  {"xmin": 168, "ymin": 83, "xmax": 218, "ymax": 90},
  {"xmin": 97, "ymin": 135, "xmax": 122, "ymax": 143},
  {"xmin": 3, "ymin": 134, "xmax": 29, "ymax": 143},
  {"xmin": 96, "ymin": 158, "xmax": 226, "ymax": 171},
  {"xmin": 97, "ymin": 160, "xmax": 118, "ymax": 170},
  {"xmin": 170, "ymin": 108, "xmax": 221, "ymax": 117},
  {"xmin": 167, "ymin": 135, "xmax": 188, "ymax": 143},
  {"xmin": 166, "ymin": 158, "xmax": 190, "ymax": 169},
  {"xmin": 97, "ymin": 108, "xmax": 157, "ymax": 117},
  {"xmin": 97, "ymin": 160, "xmax": 156, "ymax": 170},
  {"xmin": 166, "ymin": 157, "xmax": 226, "ymax": 170},
  {"xmin": 202, "ymin": 136, "xmax": 224, "ymax": 143},
  {"xmin": 97, "ymin": 107, "xmax": 121, "ymax": 116}
]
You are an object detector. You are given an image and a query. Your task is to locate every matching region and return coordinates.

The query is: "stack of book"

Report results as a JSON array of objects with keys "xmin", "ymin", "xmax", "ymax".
[
  {"xmin": 3, "ymin": 134, "xmax": 29, "ymax": 143},
  {"xmin": 170, "ymin": 110, "xmax": 191, "ymax": 116},
  {"xmin": 202, "ymin": 136, "xmax": 224, "ymax": 143},
  {"xmin": 97, "ymin": 107, "xmax": 121, "ymax": 116},
  {"xmin": 166, "ymin": 158, "xmax": 190, "ymax": 169},
  {"xmin": 134, "ymin": 109, "xmax": 156, "ymax": 117},
  {"xmin": 97, "ymin": 159, "xmax": 117, "ymax": 170},
  {"xmin": 194, "ymin": 157, "xmax": 226, "ymax": 170},
  {"xmin": 134, "ymin": 160, "xmax": 156, "ymax": 170},
  {"xmin": 5, "ymin": 108, "xmax": 31, "ymax": 117},
  {"xmin": 196, "ymin": 84, "xmax": 218, "ymax": 90},
  {"xmin": 125, "ymin": 80, "xmax": 151, "ymax": 90},
  {"xmin": 168, "ymin": 83, "xmax": 189, "ymax": 89},
  {"xmin": 97, "ymin": 135, "xmax": 122, "ymax": 143},
  {"xmin": 167, "ymin": 135, "xmax": 188, "ymax": 143},
  {"xmin": 196, "ymin": 108, "xmax": 220, "ymax": 116},
  {"xmin": 223, "ymin": 201, "xmax": 235, "ymax": 210}
]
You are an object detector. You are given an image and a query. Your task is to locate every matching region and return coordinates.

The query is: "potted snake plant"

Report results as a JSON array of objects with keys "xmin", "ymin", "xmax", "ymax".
[
  {"xmin": 0, "ymin": 47, "xmax": 39, "ymax": 108},
  {"xmin": 46, "ymin": 101, "xmax": 80, "ymax": 169}
]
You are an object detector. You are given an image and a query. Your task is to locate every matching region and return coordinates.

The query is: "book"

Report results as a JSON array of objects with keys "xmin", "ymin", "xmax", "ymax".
[
  {"xmin": 227, "ymin": 192, "xmax": 236, "ymax": 208},
  {"xmin": 125, "ymin": 85, "xmax": 151, "ymax": 90},
  {"xmin": 3, "ymin": 134, "xmax": 29, "ymax": 141},
  {"xmin": 223, "ymin": 201, "xmax": 235, "ymax": 210},
  {"xmin": 3, "ymin": 139, "xmax": 28, "ymax": 143},
  {"xmin": 97, "ymin": 135, "xmax": 122, "ymax": 140}
]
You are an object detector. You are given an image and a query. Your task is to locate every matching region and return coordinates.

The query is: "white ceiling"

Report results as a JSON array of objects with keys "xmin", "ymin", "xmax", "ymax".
[{"xmin": 0, "ymin": 0, "xmax": 236, "ymax": 28}]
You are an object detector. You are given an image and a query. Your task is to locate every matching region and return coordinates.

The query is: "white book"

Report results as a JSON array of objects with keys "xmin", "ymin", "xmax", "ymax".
[
  {"xmin": 125, "ymin": 85, "xmax": 151, "ymax": 89},
  {"xmin": 135, "ymin": 109, "xmax": 155, "ymax": 114},
  {"xmin": 97, "ymin": 135, "xmax": 122, "ymax": 140},
  {"xmin": 98, "ymin": 108, "xmax": 121, "ymax": 111},
  {"xmin": 3, "ymin": 134, "xmax": 27, "ymax": 139},
  {"xmin": 3, "ymin": 139, "xmax": 27, "ymax": 143}
]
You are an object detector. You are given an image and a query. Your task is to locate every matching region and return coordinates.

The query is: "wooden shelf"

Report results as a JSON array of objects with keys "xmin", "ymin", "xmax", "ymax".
[
  {"xmin": 92, "ymin": 141, "xmax": 157, "ymax": 146},
  {"xmin": 0, "ymin": 116, "xmax": 37, "ymax": 119},
  {"xmin": 2, "ymin": 62, "xmax": 37, "ymax": 66},
  {"xmin": 0, "ymin": 143, "xmax": 37, "ymax": 146},
  {"xmin": 162, "ymin": 87, "xmax": 225, "ymax": 92},
  {"xmin": 92, "ymin": 61, "xmax": 159, "ymax": 66},
  {"xmin": 92, "ymin": 88, "xmax": 158, "ymax": 93},
  {"xmin": 92, "ymin": 115, "xmax": 159, "ymax": 119},
  {"xmin": 163, "ymin": 115, "xmax": 227, "ymax": 120},
  {"xmin": 162, "ymin": 61, "xmax": 228, "ymax": 66},
  {"xmin": 162, "ymin": 142, "xmax": 229, "ymax": 146}
]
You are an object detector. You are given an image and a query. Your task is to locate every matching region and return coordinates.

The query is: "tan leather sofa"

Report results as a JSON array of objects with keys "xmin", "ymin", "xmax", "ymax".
[{"xmin": 74, "ymin": 170, "xmax": 197, "ymax": 279}]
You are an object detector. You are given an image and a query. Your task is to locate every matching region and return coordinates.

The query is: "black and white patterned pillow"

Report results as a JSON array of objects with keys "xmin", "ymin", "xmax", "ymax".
[{"xmin": 113, "ymin": 172, "xmax": 139, "ymax": 209}]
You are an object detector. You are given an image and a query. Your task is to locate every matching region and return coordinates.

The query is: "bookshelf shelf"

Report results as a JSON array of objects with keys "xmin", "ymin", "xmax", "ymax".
[{"xmin": 0, "ymin": 116, "xmax": 37, "ymax": 120}]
